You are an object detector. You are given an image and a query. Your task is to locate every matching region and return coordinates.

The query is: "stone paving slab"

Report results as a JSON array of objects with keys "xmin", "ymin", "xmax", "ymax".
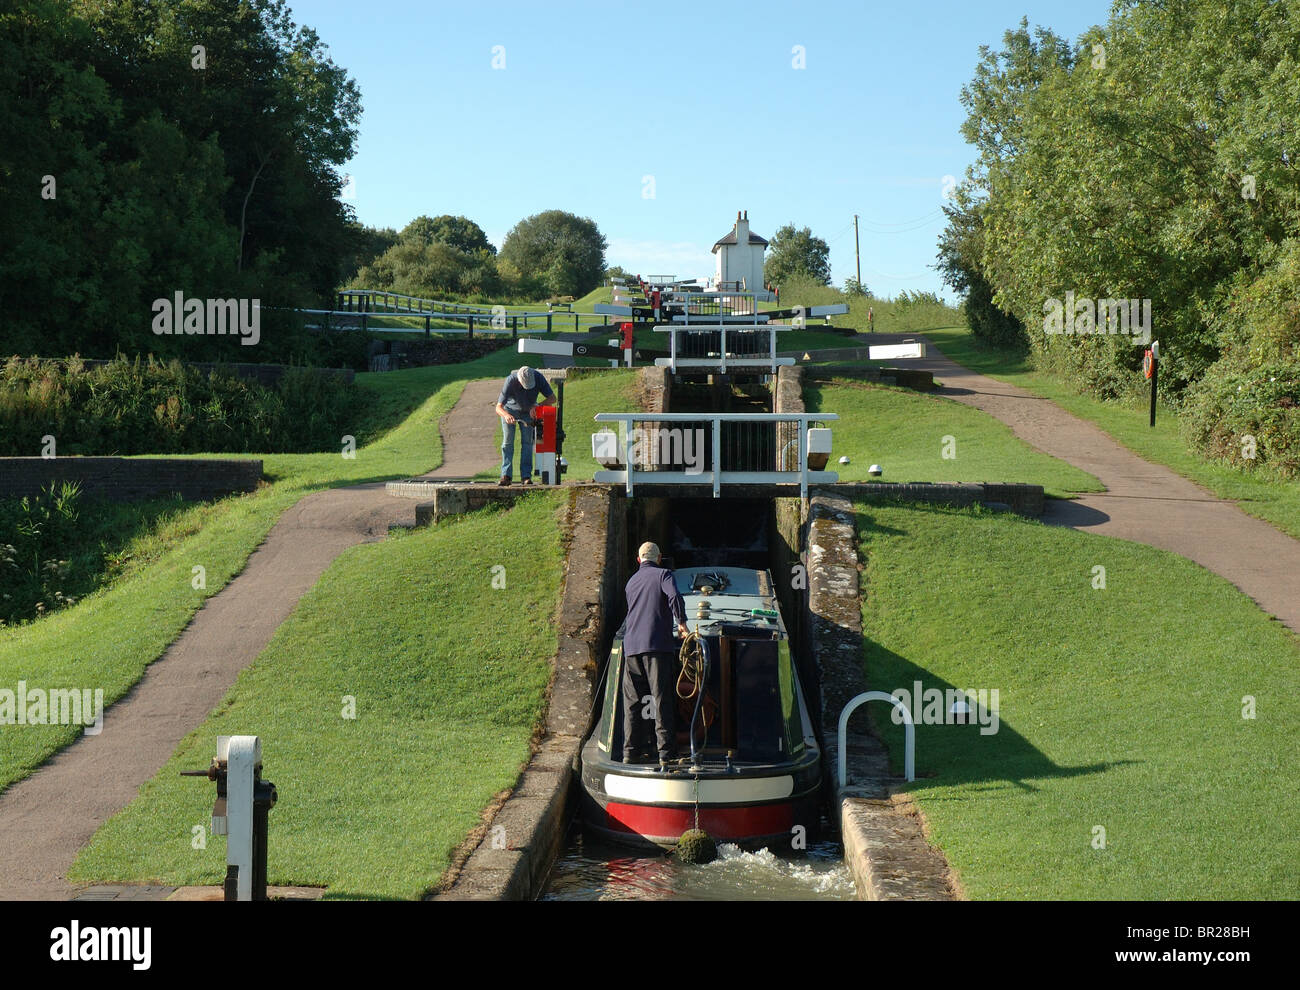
[
  {"xmin": 70, "ymin": 885, "xmax": 177, "ymax": 901},
  {"xmin": 167, "ymin": 885, "xmax": 325, "ymax": 901}
]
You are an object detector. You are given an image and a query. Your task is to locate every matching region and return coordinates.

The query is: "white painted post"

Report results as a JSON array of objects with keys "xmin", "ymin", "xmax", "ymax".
[
  {"xmin": 712, "ymin": 417, "xmax": 721, "ymax": 498},
  {"xmin": 218, "ymin": 734, "xmax": 261, "ymax": 901},
  {"xmin": 623, "ymin": 423, "xmax": 635, "ymax": 496}
]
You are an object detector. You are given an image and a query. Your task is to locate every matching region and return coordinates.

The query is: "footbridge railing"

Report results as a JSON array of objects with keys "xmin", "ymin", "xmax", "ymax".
[
  {"xmin": 654, "ymin": 323, "xmax": 794, "ymax": 374},
  {"xmin": 330, "ymin": 289, "xmax": 611, "ymax": 334},
  {"xmin": 591, "ymin": 412, "xmax": 838, "ymax": 498}
]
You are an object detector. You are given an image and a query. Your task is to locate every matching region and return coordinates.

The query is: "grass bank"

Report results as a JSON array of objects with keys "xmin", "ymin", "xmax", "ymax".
[
  {"xmin": 803, "ymin": 377, "xmax": 1101, "ymax": 498},
  {"xmin": 856, "ymin": 500, "xmax": 1300, "ymax": 899},
  {"xmin": 70, "ymin": 491, "xmax": 566, "ymax": 899},
  {"xmin": 0, "ymin": 349, "xmax": 522, "ymax": 794}
]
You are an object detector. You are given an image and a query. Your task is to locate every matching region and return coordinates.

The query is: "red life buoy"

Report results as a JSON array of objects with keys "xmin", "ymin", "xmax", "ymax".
[{"xmin": 1142, "ymin": 349, "xmax": 1154, "ymax": 379}]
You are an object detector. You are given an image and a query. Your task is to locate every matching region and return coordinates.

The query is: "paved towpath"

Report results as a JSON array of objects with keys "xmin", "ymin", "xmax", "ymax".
[
  {"xmin": 863, "ymin": 333, "xmax": 1300, "ymax": 637},
  {"xmin": 417, "ymin": 378, "xmax": 503, "ymax": 480},
  {"xmin": 0, "ymin": 376, "xmax": 507, "ymax": 899}
]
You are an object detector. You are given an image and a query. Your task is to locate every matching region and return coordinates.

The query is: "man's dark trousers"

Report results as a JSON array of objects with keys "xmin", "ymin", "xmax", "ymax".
[{"xmin": 622, "ymin": 651, "xmax": 676, "ymax": 762}]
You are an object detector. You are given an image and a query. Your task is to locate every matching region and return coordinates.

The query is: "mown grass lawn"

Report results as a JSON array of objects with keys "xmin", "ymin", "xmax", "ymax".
[
  {"xmin": 804, "ymin": 377, "xmax": 1102, "ymax": 498},
  {"xmin": 555, "ymin": 368, "xmax": 646, "ymax": 482},
  {"xmin": 69, "ymin": 491, "xmax": 566, "ymax": 900},
  {"xmin": 0, "ymin": 350, "xmax": 522, "ymax": 794},
  {"xmin": 856, "ymin": 500, "xmax": 1300, "ymax": 899},
  {"xmin": 921, "ymin": 327, "xmax": 1300, "ymax": 541}
]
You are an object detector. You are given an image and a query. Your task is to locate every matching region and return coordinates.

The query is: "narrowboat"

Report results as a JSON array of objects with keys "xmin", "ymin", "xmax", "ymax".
[{"xmin": 578, "ymin": 565, "xmax": 822, "ymax": 850}]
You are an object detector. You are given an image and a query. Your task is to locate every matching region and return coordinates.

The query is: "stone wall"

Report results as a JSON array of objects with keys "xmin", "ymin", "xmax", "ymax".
[
  {"xmin": 774, "ymin": 364, "xmax": 805, "ymax": 414},
  {"xmin": 0, "ymin": 457, "xmax": 262, "ymax": 501},
  {"xmin": 834, "ymin": 481, "xmax": 1044, "ymax": 517},
  {"xmin": 805, "ymin": 492, "xmax": 957, "ymax": 900},
  {"xmin": 395, "ymin": 482, "xmax": 532, "ymax": 524},
  {"xmin": 637, "ymin": 365, "xmax": 671, "ymax": 414}
]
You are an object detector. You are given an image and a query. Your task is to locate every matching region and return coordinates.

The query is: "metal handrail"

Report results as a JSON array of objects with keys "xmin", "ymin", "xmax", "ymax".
[
  {"xmin": 838, "ymin": 691, "xmax": 915, "ymax": 786},
  {"xmin": 594, "ymin": 413, "xmax": 835, "ymax": 423},
  {"xmin": 592, "ymin": 412, "xmax": 838, "ymax": 498},
  {"xmin": 680, "ymin": 291, "xmax": 759, "ymax": 323},
  {"xmin": 336, "ymin": 289, "xmax": 606, "ymax": 324},
  {"xmin": 654, "ymin": 323, "xmax": 792, "ymax": 374}
]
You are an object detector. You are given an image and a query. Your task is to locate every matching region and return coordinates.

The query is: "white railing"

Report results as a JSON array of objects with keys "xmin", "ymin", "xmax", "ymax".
[
  {"xmin": 679, "ymin": 291, "xmax": 760, "ymax": 322},
  {"xmin": 837, "ymin": 691, "xmax": 915, "ymax": 786},
  {"xmin": 591, "ymin": 412, "xmax": 838, "ymax": 498},
  {"xmin": 654, "ymin": 323, "xmax": 794, "ymax": 374}
]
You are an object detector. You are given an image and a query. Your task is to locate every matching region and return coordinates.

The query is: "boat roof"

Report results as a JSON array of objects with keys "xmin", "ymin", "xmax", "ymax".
[{"xmin": 672, "ymin": 566, "xmax": 786, "ymax": 639}]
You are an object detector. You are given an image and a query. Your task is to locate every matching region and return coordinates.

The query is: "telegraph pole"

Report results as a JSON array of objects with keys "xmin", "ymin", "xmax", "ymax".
[{"xmin": 853, "ymin": 214, "xmax": 861, "ymax": 287}]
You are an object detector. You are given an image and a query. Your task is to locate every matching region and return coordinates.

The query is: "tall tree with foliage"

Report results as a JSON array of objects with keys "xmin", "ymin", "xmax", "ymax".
[
  {"xmin": 0, "ymin": 0, "xmax": 362, "ymax": 360},
  {"xmin": 935, "ymin": 197, "xmax": 1025, "ymax": 350},
  {"xmin": 400, "ymin": 215, "xmax": 495, "ymax": 255},
  {"xmin": 764, "ymin": 224, "xmax": 831, "ymax": 286},
  {"xmin": 499, "ymin": 210, "xmax": 607, "ymax": 297},
  {"xmin": 943, "ymin": 2, "xmax": 1300, "ymax": 473},
  {"xmin": 353, "ymin": 214, "xmax": 502, "ymax": 298}
]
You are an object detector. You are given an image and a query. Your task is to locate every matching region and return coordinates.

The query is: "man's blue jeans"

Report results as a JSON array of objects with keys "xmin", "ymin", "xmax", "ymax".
[{"xmin": 500, "ymin": 416, "xmax": 534, "ymax": 480}]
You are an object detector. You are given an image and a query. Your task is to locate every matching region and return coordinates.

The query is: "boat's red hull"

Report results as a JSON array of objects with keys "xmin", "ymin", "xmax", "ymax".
[{"xmin": 592, "ymin": 798, "xmax": 805, "ymax": 847}]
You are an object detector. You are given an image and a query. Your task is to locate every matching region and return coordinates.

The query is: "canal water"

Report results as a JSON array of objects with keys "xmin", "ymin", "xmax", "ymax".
[{"xmin": 540, "ymin": 821, "xmax": 856, "ymax": 901}]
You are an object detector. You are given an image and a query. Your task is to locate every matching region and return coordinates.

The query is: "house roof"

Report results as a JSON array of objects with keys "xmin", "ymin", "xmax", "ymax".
[{"xmin": 712, "ymin": 226, "xmax": 769, "ymax": 252}]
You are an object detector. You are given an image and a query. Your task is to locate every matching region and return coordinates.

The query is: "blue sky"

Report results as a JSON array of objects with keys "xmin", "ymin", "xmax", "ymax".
[{"xmin": 307, "ymin": 0, "xmax": 1113, "ymax": 298}]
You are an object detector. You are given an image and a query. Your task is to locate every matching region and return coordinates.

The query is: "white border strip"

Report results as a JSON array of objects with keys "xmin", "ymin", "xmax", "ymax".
[{"xmin": 604, "ymin": 774, "xmax": 794, "ymax": 805}]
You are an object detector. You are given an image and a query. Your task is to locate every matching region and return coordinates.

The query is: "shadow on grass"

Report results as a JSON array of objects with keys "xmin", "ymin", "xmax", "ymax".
[
  {"xmin": 853, "ymin": 501, "xmax": 1137, "ymax": 795},
  {"xmin": 804, "ymin": 376, "xmax": 901, "ymax": 414},
  {"xmin": 860, "ymin": 638, "xmax": 1136, "ymax": 797}
]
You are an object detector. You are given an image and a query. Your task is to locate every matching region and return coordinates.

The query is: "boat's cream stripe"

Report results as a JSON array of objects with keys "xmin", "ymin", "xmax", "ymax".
[{"xmin": 604, "ymin": 773, "xmax": 794, "ymax": 804}]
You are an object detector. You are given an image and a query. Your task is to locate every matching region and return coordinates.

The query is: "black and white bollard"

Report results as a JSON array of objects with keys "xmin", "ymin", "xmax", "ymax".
[{"xmin": 183, "ymin": 735, "xmax": 278, "ymax": 901}]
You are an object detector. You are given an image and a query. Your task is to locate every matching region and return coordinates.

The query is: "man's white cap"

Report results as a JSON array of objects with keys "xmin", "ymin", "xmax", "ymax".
[
  {"xmin": 638, "ymin": 541, "xmax": 661, "ymax": 562},
  {"xmin": 517, "ymin": 366, "xmax": 535, "ymax": 388}
]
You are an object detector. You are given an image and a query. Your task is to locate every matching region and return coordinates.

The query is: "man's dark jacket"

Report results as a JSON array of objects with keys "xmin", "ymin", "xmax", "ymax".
[{"xmin": 622, "ymin": 560, "xmax": 686, "ymax": 655}]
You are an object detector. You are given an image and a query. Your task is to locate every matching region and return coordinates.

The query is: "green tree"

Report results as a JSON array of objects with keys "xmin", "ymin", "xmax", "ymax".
[
  {"xmin": 356, "ymin": 240, "xmax": 501, "ymax": 299},
  {"xmin": 500, "ymin": 210, "xmax": 607, "ymax": 297},
  {"xmin": 764, "ymin": 224, "xmax": 831, "ymax": 286},
  {"xmin": 341, "ymin": 222, "xmax": 399, "ymax": 283},
  {"xmin": 0, "ymin": 0, "xmax": 363, "ymax": 359},
  {"xmin": 935, "ymin": 197, "xmax": 1025, "ymax": 350},
  {"xmin": 947, "ymin": 6, "xmax": 1300, "ymax": 394},
  {"xmin": 401, "ymin": 215, "xmax": 495, "ymax": 255}
]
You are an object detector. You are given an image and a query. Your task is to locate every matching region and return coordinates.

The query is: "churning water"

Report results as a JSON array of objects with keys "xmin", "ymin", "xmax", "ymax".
[{"xmin": 540, "ymin": 825, "xmax": 856, "ymax": 901}]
